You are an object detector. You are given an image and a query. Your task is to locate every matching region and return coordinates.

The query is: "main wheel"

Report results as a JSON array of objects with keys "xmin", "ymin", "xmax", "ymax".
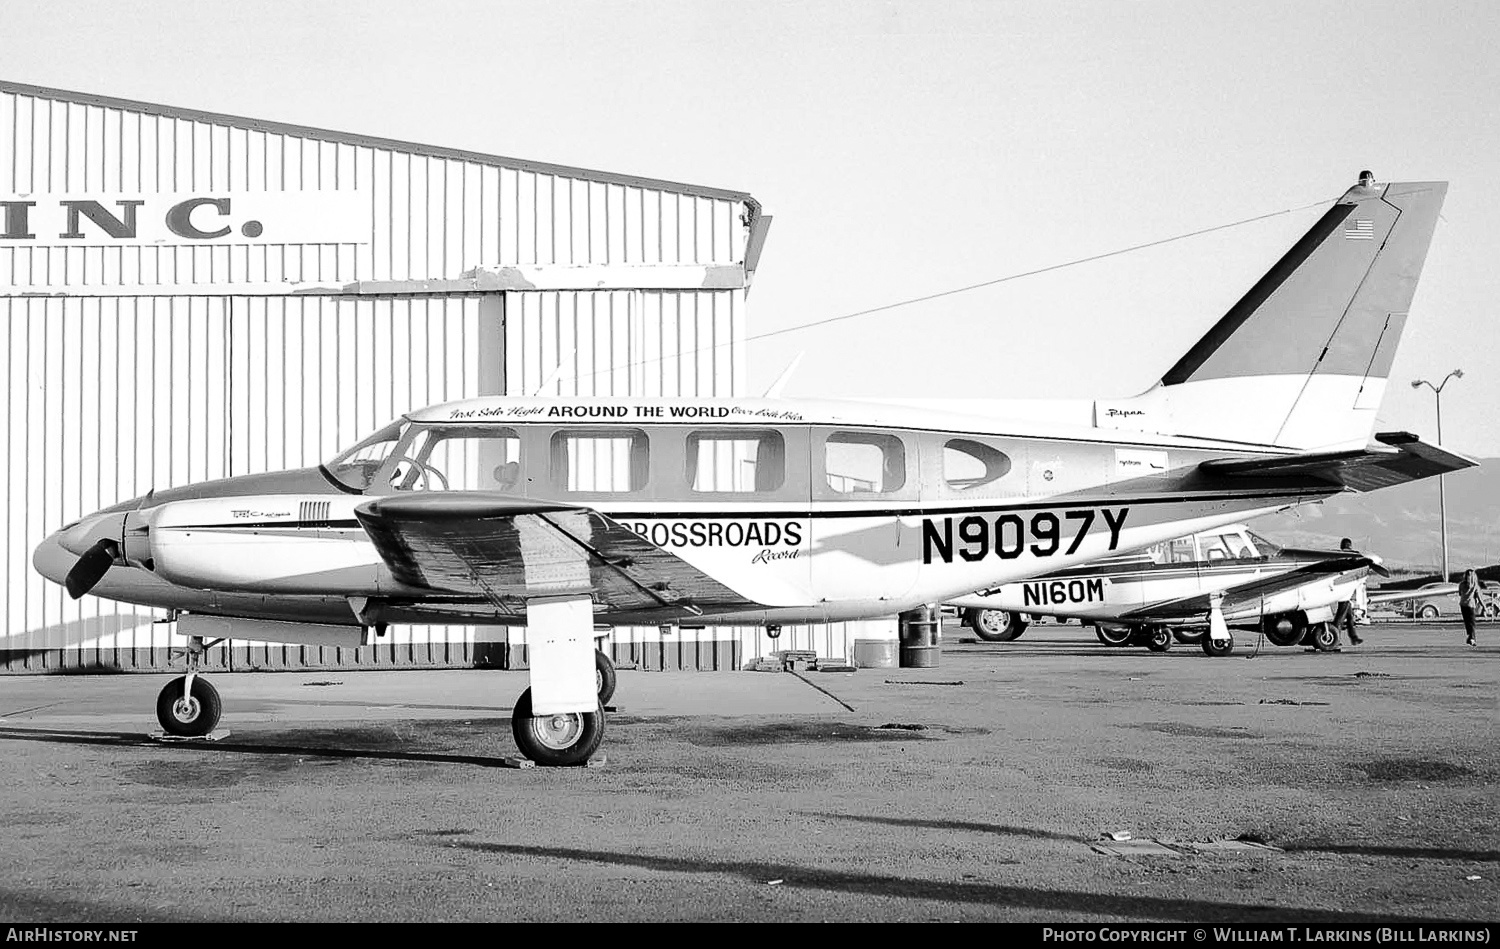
[
  {"xmin": 511, "ymin": 687, "xmax": 605, "ymax": 767},
  {"xmin": 1173, "ymin": 629, "xmax": 1206, "ymax": 644},
  {"xmin": 1311, "ymin": 623, "xmax": 1340, "ymax": 651},
  {"xmin": 155, "ymin": 676, "xmax": 222, "ymax": 737},
  {"xmin": 1201, "ymin": 634, "xmax": 1234, "ymax": 657},
  {"xmin": 1146, "ymin": 627, "xmax": 1172, "ymax": 652},
  {"xmin": 595, "ymin": 649, "xmax": 617, "ymax": 706},
  {"xmin": 1096, "ymin": 624, "xmax": 1133, "ymax": 647},
  {"xmin": 968, "ymin": 609, "xmax": 1029, "ymax": 642},
  {"xmin": 1263, "ymin": 616, "xmax": 1305, "ymax": 647}
]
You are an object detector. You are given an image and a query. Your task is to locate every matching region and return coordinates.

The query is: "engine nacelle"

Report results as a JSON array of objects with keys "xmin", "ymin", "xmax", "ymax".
[{"xmin": 145, "ymin": 495, "xmax": 388, "ymax": 594}]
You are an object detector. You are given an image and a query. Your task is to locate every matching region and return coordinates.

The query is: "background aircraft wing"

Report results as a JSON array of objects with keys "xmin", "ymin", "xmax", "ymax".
[
  {"xmin": 353, "ymin": 493, "xmax": 752, "ymax": 616},
  {"xmin": 1365, "ymin": 583, "xmax": 1458, "ymax": 605},
  {"xmin": 1117, "ymin": 559, "xmax": 1378, "ymax": 621},
  {"xmin": 1197, "ymin": 432, "xmax": 1475, "ymax": 492}
]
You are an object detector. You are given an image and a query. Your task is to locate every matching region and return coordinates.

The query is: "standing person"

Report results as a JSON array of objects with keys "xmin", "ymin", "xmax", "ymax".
[
  {"xmin": 1458, "ymin": 568, "xmax": 1482, "ymax": 647},
  {"xmin": 1335, "ymin": 539, "xmax": 1364, "ymax": 645}
]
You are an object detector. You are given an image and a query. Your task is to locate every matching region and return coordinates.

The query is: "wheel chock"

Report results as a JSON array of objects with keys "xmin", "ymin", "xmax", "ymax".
[{"xmin": 148, "ymin": 729, "xmax": 232, "ymax": 743}]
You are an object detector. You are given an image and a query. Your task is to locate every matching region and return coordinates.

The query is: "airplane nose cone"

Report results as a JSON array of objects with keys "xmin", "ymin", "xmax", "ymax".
[
  {"xmin": 32, "ymin": 533, "xmax": 79, "ymax": 587},
  {"xmin": 55, "ymin": 512, "xmax": 126, "ymax": 557}
]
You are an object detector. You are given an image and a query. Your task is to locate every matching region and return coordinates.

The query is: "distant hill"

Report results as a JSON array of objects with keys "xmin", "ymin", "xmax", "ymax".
[{"xmin": 1254, "ymin": 458, "xmax": 1500, "ymax": 578}]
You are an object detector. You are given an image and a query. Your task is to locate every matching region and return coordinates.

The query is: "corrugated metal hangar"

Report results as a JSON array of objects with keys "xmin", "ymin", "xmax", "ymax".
[{"xmin": 0, "ymin": 79, "xmax": 889, "ymax": 674}]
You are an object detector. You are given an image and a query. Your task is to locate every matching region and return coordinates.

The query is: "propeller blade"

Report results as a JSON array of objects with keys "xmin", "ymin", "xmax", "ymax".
[
  {"xmin": 64, "ymin": 539, "xmax": 118, "ymax": 599},
  {"xmin": 1369, "ymin": 562, "xmax": 1392, "ymax": 578}
]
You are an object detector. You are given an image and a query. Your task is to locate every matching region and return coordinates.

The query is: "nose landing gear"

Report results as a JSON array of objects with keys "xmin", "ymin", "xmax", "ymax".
[{"xmin": 155, "ymin": 634, "xmax": 224, "ymax": 738}]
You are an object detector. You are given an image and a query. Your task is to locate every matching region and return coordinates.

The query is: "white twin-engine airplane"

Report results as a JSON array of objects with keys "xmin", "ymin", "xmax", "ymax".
[
  {"xmin": 949, "ymin": 523, "xmax": 1387, "ymax": 652},
  {"xmin": 34, "ymin": 172, "xmax": 1472, "ymax": 766}
]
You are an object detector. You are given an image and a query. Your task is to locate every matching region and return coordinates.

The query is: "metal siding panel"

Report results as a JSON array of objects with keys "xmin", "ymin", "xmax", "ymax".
[
  {"xmin": 481, "ymin": 165, "xmax": 500, "ymax": 268},
  {"xmin": 588, "ymin": 181, "xmax": 607, "ymax": 264},
  {"xmin": 607, "ymin": 183, "xmax": 625, "ymax": 265},
  {"xmin": 460, "ymin": 161, "xmax": 480, "ymax": 272}
]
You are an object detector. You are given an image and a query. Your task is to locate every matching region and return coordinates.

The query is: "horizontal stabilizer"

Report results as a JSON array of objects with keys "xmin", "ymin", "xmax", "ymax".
[{"xmin": 1198, "ymin": 432, "xmax": 1476, "ymax": 492}]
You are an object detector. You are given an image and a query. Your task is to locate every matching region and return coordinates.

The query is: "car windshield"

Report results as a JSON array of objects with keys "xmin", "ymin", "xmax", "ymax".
[
  {"xmin": 323, "ymin": 419, "xmax": 408, "ymax": 492},
  {"xmin": 1245, "ymin": 531, "xmax": 1282, "ymax": 558}
]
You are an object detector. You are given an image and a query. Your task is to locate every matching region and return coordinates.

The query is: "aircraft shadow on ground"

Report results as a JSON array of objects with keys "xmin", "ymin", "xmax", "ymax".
[
  {"xmin": 797, "ymin": 810, "xmax": 1086, "ymax": 842},
  {"xmin": 803, "ymin": 811, "xmax": 1499, "ymax": 864},
  {"xmin": 1279, "ymin": 842, "xmax": 1499, "ymax": 863},
  {"xmin": 443, "ymin": 839, "xmax": 1466, "ymax": 924},
  {"xmin": 0, "ymin": 725, "xmax": 519, "ymax": 769}
]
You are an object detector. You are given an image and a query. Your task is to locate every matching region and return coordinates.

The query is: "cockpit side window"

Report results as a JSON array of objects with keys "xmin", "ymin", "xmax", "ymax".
[
  {"xmin": 323, "ymin": 420, "xmax": 408, "ymax": 492},
  {"xmin": 387, "ymin": 426, "xmax": 522, "ymax": 492},
  {"xmin": 1245, "ymin": 530, "xmax": 1281, "ymax": 558}
]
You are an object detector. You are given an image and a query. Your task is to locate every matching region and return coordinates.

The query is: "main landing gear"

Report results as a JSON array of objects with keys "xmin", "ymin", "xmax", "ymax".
[
  {"xmin": 595, "ymin": 648, "xmax": 617, "ymax": 707},
  {"xmin": 966, "ymin": 608, "xmax": 1030, "ymax": 642},
  {"xmin": 506, "ymin": 595, "xmax": 608, "ymax": 767}
]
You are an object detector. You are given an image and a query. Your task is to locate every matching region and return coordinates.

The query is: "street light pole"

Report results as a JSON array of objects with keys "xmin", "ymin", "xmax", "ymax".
[{"xmin": 1412, "ymin": 369, "xmax": 1464, "ymax": 581}]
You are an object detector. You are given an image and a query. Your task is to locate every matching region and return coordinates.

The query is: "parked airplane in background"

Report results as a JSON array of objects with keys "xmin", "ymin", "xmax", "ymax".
[
  {"xmin": 1366, "ymin": 581, "xmax": 1500, "ymax": 620},
  {"xmin": 950, "ymin": 523, "xmax": 1387, "ymax": 653},
  {"xmin": 34, "ymin": 172, "xmax": 1468, "ymax": 766}
]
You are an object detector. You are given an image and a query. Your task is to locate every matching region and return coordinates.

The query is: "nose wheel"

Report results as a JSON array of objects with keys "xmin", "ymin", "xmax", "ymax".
[{"xmin": 155, "ymin": 674, "xmax": 222, "ymax": 737}]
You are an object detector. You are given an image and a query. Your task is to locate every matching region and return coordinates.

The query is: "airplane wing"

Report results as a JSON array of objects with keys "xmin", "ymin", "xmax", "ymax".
[
  {"xmin": 353, "ymin": 493, "xmax": 752, "ymax": 617},
  {"xmin": 1365, "ymin": 583, "xmax": 1456, "ymax": 605},
  {"xmin": 1197, "ymin": 432, "xmax": 1475, "ymax": 492},
  {"xmin": 1117, "ymin": 559, "xmax": 1378, "ymax": 622}
]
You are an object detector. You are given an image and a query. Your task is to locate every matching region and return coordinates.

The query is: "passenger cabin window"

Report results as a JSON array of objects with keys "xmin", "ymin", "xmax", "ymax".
[
  {"xmin": 943, "ymin": 438, "xmax": 1012, "ymax": 490},
  {"xmin": 1147, "ymin": 537, "xmax": 1196, "ymax": 564},
  {"xmin": 1198, "ymin": 532, "xmax": 1249, "ymax": 561},
  {"xmin": 687, "ymin": 431, "xmax": 785, "ymax": 493},
  {"xmin": 824, "ymin": 432, "xmax": 905, "ymax": 494},
  {"xmin": 552, "ymin": 429, "xmax": 649, "ymax": 493},
  {"xmin": 391, "ymin": 426, "xmax": 521, "ymax": 492}
]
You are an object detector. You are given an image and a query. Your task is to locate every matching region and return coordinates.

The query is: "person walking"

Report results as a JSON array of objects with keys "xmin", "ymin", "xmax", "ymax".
[{"xmin": 1458, "ymin": 568, "xmax": 1482, "ymax": 647}]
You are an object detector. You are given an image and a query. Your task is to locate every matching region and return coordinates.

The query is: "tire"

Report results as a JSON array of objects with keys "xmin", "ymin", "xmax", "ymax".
[
  {"xmin": 969, "ymin": 609, "xmax": 1029, "ymax": 642},
  {"xmin": 1311, "ymin": 623, "xmax": 1339, "ymax": 651},
  {"xmin": 1172, "ymin": 629, "xmax": 1205, "ymax": 644},
  {"xmin": 595, "ymin": 649, "xmax": 617, "ymax": 707},
  {"xmin": 1201, "ymin": 634, "xmax": 1234, "ymax": 657},
  {"xmin": 1146, "ymin": 627, "xmax": 1172, "ymax": 652},
  {"xmin": 1419, "ymin": 604, "xmax": 1440, "ymax": 620},
  {"xmin": 1096, "ymin": 624, "xmax": 1134, "ymax": 647},
  {"xmin": 155, "ymin": 675, "xmax": 222, "ymax": 737},
  {"xmin": 1263, "ymin": 616, "xmax": 1304, "ymax": 647},
  {"xmin": 511, "ymin": 687, "xmax": 605, "ymax": 767}
]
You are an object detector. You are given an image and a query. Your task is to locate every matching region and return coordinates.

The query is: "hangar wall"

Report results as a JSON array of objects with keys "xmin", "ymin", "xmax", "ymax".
[
  {"xmin": 0, "ymin": 80, "xmax": 886, "ymax": 674},
  {"xmin": 0, "ymin": 81, "xmax": 888, "ymax": 674}
]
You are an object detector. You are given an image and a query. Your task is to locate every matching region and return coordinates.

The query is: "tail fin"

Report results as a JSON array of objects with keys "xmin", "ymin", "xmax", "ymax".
[{"xmin": 1096, "ymin": 172, "xmax": 1447, "ymax": 450}]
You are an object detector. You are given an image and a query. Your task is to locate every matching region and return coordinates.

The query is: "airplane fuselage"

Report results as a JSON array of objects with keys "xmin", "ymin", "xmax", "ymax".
[{"xmin": 36, "ymin": 396, "xmax": 1335, "ymax": 630}]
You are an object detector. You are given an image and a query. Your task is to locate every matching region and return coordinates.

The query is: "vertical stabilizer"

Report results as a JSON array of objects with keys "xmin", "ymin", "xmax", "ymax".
[{"xmin": 1096, "ymin": 172, "xmax": 1447, "ymax": 449}]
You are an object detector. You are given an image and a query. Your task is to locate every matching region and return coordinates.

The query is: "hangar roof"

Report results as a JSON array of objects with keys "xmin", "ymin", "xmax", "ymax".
[{"xmin": 0, "ymin": 79, "xmax": 753, "ymax": 203}]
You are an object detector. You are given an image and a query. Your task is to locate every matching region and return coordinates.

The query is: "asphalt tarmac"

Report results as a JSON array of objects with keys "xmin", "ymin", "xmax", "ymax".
[{"xmin": 0, "ymin": 622, "xmax": 1494, "ymax": 923}]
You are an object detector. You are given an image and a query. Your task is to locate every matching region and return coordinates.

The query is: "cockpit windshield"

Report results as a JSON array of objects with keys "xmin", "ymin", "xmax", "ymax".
[
  {"xmin": 322, "ymin": 420, "xmax": 408, "ymax": 492},
  {"xmin": 1245, "ymin": 530, "xmax": 1282, "ymax": 558}
]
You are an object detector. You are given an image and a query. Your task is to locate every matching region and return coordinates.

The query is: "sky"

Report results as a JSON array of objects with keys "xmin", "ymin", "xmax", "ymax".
[{"xmin": 6, "ymin": 0, "xmax": 1499, "ymax": 454}]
